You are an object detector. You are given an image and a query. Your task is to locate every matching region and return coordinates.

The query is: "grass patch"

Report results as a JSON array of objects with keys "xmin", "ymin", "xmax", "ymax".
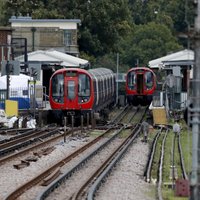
[
  {"xmin": 151, "ymin": 133, "xmax": 164, "ymax": 179},
  {"xmin": 118, "ymin": 129, "xmax": 131, "ymax": 138},
  {"xmin": 148, "ymin": 121, "xmax": 191, "ymax": 199},
  {"xmin": 162, "ymin": 187, "xmax": 188, "ymax": 200},
  {"xmin": 162, "ymin": 120, "xmax": 191, "ymax": 200},
  {"xmin": 89, "ymin": 130, "xmax": 105, "ymax": 136}
]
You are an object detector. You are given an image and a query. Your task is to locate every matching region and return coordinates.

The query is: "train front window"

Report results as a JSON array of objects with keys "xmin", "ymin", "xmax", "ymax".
[
  {"xmin": 78, "ymin": 74, "xmax": 90, "ymax": 103},
  {"xmin": 127, "ymin": 71, "xmax": 136, "ymax": 89},
  {"xmin": 68, "ymin": 80, "xmax": 75, "ymax": 100},
  {"xmin": 52, "ymin": 74, "xmax": 64, "ymax": 103},
  {"xmin": 145, "ymin": 72, "xmax": 153, "ymax": 89}
]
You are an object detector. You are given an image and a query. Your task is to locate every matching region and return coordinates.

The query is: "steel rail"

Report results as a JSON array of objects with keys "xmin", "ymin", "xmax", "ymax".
[
  {"xmin": 110, "ymin": 104, "xmax": 129, "ymax": 124},
  {"xmin": 177, "ymin": 132, "xmax": 188, "ymax": 180},
  {"xmin": 145, "ymin": 127, "xmax": 163, "ymax": 182},
  {"xmin": 5, "ymin": 127, "xmax": 116, "ymax": 200},
  {"xmin": 0, "ymin": 128, "xmax": 35, "ymax": 144},
  {"xmin": 0, "ymin": 128, "xmax": 58, "ymax": 157},
  {"xmin": 73, "ymin": 106, "xmax": 147, "ymax": 200},
  {"xmin": 157, "ymin": 129, "xmax": 168, "ymax": 200},
  {"xmin": 86, "ymin": 124, "xmax": 141, "ymax": 200},
  {"xmin": 0, "ymin": 129, "xmax": 37, "ymax": 145},
  {"xmin": 36, "ymin": 126, "xmax": 124, "ymax": 200},
  {"xmin": 0, "ymin": 128, "xmax": 67, "ymax": 165}
]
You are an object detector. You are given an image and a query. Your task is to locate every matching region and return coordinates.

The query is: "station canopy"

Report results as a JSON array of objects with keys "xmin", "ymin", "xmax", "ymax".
[
  {"xmin": 15, "ymin": 49, "xmax": 89, "ymax": 68},
  {"xmin": 148, "ymin": 49, "xmax": 194, "ymax": 69}
]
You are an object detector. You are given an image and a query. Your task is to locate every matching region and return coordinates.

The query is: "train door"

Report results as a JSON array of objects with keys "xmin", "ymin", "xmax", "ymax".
[
  {"xmin": 137, "ymin": 74, "xmax": 144, "ymax": 94},
  {"xmin": 64, "ymin": 76, "xmax": 79, "ymax": 109}
]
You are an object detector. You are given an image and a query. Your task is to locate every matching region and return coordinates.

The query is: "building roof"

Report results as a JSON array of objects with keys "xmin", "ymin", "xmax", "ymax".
[
  {"xmin": 148, "ymin": 49, "xmax": 194, "ymax": 69},
  {"xmin": 0, "ymin": 27, "xmax": 12, "ymax": 31},
  {"xmin": 9, "ymin": 16, "xmax": 81, "ymax": 23},
  {"xmin": 9, "ymin": 16, "xmax": 81, "ymax": 29},
  {"xmin": 15, "ymin": 49, "xmax": 89, "ymax": 68}
]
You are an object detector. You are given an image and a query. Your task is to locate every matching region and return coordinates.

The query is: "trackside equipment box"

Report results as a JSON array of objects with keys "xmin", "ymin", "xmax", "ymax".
[
  {"xmin": 5, "ymin": 100, "xmax": 18, "ymax": 117},
  {"xmin": 152, "ymin": 107, "xmax": 168, "ymax": 126}
]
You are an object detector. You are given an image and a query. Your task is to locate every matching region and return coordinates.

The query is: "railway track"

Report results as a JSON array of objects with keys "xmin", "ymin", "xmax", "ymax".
[
  {"xmin": 4, "ymin": 105, "xmax": 147, "ymax": 200},
  {"xmin": 0, "ymin": 126, "xmax": 61, "ymax": 157},
  {"xmin": 177, "ymin": 131, "xmax": 188, "ymax": 180},
  {"xmin": 36, "ymin": 106, "xmax": 146, "ymax": 200},
  {"xmin": 144, "ymin": 127, "xmax": 163, "ymax": 183},
  {"xmin": 0, "ymin": 127, "xmax": 71, "ymax": 166},
  {"xmin": 74, "ymin": 124, "xmax": 141, "ymax": 200},
  {"xmin": 5, "ymin": 127, "xmax": 120, "ymax": 200},
  {"xmin": 0, "ymin": 104, "xmax": 153, "ymax": 199},
  {"xmin": 144, "ymin": 126, "xmax": 189, "ymax": 200}
]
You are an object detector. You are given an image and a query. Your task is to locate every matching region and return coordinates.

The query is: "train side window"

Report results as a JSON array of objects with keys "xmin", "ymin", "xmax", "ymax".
[
  {"xmin": 128, "ymin": 71, "xmax": 136, "ymax": 89},
  {"xmin": 112, "ymin": 76, "xmax": 115, "ymax": 94},
  {"xmin": 51, "ymin": 74, "xmax": 64, "ymax": 103},
  {"xmin": 145, "ymin": 72, "xmax": 153, "ymax": 89},
  {"xmin": 78, "ymin": 74, "xmax": 91, "ymax": 97},
  {"xmin": 98, "ymin": 80, "xmax": 102, "ymax": 93}
]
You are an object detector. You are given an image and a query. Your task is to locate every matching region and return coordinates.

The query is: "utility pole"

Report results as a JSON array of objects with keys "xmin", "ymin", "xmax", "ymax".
[
  {"xmin": 190, "ymin": 0, "xmax": 200, "ymax": 199},
  {"xmin": 116, "ymin": 53, "xmax": 119, "ymax": 105},
  {"xmin": 6, "ymin": 61, "xmax": 10, "ymax": 100}
]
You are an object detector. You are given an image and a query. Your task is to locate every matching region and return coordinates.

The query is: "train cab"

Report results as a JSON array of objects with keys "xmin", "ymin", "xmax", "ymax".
[
  {"xmin": 126, "ymin": 67, "xmax": 156, "ymax": 105},
  {"xmin": 49, "ymin": 68, "xmax": 94, "ymax": 115},
  {"xmin": 49, "ymin": 67, "xmax": 116, "ymax": 124}
]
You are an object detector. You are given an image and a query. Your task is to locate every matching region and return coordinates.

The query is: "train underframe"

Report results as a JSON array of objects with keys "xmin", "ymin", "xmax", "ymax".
[
  {"xmin": 127, "ymin": 94, "xmax": 152, "ymax": 106},
  {"xmin": 47, "ymin": 99, "xmax": 115, "ymax": 126}
]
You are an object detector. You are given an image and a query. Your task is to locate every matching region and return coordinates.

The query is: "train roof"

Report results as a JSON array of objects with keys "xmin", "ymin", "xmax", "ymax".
[
  {"xmin": 127, "ymin": 67, "xmax": 153, "ymax": 72},
  {"xmin": 88, "ymin": 68, "xmax": 113, "ymax": 75},
  {"xmin": 88, "ymin": 68, "xmax": 115, "ymax": 80},
  {"xmin": 52, "ymin": 67, "xmax": 88, "ymax": 74},
  {"xmin": 52, "ymin": 67, "xmax": 114, "ymax": 78}
]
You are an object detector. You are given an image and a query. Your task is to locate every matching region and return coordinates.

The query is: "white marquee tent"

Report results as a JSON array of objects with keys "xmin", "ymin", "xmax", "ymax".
[{"xmin": 0, "ymin": 74, "xmax": 32, "ymax": 89}]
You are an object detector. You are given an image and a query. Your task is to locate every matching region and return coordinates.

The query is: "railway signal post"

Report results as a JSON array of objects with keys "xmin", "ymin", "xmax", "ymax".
[{"xmin": 190, "ymin": 0, "xmax": 200, "ymax": 199}]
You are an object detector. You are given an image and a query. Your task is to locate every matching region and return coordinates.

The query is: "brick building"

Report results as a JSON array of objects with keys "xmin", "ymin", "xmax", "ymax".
[
  {"xmin": 0, "ymin": 27, "xmax": 12, "ymax": 65},
  {"xmin": 9, "ymin": 16, "xmax": 81, "ymax": 58}
]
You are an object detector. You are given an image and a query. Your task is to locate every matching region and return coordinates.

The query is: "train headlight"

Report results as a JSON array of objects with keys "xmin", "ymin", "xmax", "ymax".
[
  {"xmin": 80, "ymin": 97, "xmax": 89, "ymax": 103},
  {"xmin": 79, "ymin": 97, "xmax": 89, "ymax": 103}
]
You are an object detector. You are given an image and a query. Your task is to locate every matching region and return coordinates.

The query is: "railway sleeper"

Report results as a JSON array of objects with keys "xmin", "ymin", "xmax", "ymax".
[
  {"xmin": 33, "ymin": 146, "xmax": 56, "ymax": 157},
  {"xmin": 13, "ymin": 160, "xmax": 30, "ymax": 169},
  {"xmin": 25, "ymin": 155, "xmax": 38, "ymax": 162}
]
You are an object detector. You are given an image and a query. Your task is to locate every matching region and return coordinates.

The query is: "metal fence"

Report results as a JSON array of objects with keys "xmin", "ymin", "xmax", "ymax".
[
  {"xmin": 152, "ymin": 91, "xmax": 188, "ymax": 110},
  {"xmin": 0, "ymin": 86, "xmax": 47, "ymax": 110}
]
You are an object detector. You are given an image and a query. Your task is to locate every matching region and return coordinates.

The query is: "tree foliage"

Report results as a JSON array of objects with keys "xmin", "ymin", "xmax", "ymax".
[
  {"xmin": 0, "ymin": 0, "xmax": 194, "ymax": 68},
  {"xmin": 120, "ymin": 22, "xmax": 182, "ymax": 67}
]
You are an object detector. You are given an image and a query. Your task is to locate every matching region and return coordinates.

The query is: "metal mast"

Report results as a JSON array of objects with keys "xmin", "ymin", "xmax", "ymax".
[{"xmin": 191, "ymin": 0, "xmax": 200, "ymax": 199}]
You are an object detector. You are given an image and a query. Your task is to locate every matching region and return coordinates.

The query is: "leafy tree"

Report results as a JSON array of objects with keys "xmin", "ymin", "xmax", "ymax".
[
  {"xmin": 120, "ymin": 22, "xmax": 182, "ymax": 67},
  {"xmin": 0, "ymin": 0, "xmax": 7, "ymax": 25},
  {"xmin": 3, "ymin": 0, "xmax": 132, "ymax": 59},
  {"xmin": 66, "ymin": 0, "xmax": 133, "ymax": 57},
  {"xmin": 128, "ymin": 0, "xmax": 194, "ymax": 33},
  {"xmin": 1, "ymin": 0, "xmax": 190, "ymax": 68}
]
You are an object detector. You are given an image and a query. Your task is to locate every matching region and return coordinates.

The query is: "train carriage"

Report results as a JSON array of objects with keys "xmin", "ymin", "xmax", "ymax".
[
  {"xmin": 49, "ymin": 67, "xmax": 116, "ymax": 123},
  {"xmin": 126, "ymin": 67, "xmax": 156, "ymax": 105}
]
